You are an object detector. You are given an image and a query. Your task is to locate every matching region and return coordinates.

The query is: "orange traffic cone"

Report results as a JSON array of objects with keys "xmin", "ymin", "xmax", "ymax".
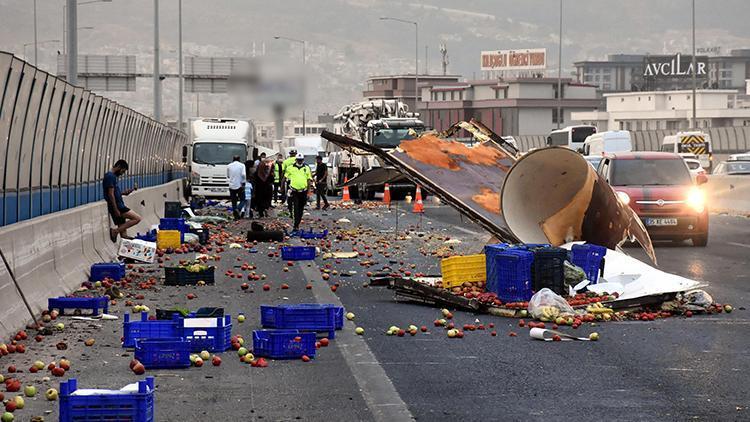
[
  {"xmin": 412, "ymin": 185, "xmax": 424, "ymax": 213},
  {"xmin": 342, "ymin": 177, "xmax": 351, "ymax": 202},
  {"xmin": 383, "ymin": 183, "xmax": 391, "ymax": 206}
]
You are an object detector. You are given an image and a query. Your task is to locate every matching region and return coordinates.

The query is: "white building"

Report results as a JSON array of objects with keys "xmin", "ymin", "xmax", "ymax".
[{"xmin": 572, "ymin": 90, "xmax": 750, "ymax": 132}]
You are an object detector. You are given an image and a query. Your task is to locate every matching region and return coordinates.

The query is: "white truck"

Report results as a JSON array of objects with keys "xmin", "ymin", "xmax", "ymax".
[
  {"xmin": 183, "ymin": 118, "xmax": 256, "ymax": 198},
  {"xmin": 328, "ymin": 100, "xmax": 424, "ymax": 198},
  {"xmin": 582, "ymin": 130, "xmax": 633, "ymax": 156}
]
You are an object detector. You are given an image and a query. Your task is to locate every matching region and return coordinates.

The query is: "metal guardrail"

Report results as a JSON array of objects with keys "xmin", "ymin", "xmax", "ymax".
[{"xmin": 0, "ymin": 51, "xmax": 188, "ymax": 226}]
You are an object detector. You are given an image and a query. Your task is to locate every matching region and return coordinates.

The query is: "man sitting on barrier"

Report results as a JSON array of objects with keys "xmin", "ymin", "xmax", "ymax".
[{"xmin": 104, "ymin": 159, "xmax": 141, "ymax": 242}]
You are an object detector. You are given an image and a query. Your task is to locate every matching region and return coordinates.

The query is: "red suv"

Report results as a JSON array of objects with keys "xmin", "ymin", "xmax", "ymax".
[{"xmin": 598, "ymin": 152, "xmax": 709, "ymax": 246}]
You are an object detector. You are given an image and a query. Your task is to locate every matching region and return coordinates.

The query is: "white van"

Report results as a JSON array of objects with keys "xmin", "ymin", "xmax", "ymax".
[
  {"xmin": 661, "ymin": 131, "xmax": 713, "ymax": 171},
  {"xmin": 582, "ymin": 130, "xmax": 632, "ymax": 156}
]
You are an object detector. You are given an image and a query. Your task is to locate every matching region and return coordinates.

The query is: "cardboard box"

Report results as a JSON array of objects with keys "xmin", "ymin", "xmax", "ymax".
[{"xmin": 118, "ymin": 239, "xmax": 157, "ymax": 263}]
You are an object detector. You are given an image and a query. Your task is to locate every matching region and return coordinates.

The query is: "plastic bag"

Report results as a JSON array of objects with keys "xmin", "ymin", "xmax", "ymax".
[{"xmin": 528, "ymin": 288, "xmax": 576, "ymax": 321}]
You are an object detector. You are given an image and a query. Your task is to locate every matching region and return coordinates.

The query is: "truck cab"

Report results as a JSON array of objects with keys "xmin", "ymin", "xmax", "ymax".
[
  {"xmin": 661, "ymin": 131, "xmax": 713, "ymax": 172},
  {"xmin": 185, "ymin": 118, "xmax": 253, "ymax": 198}
]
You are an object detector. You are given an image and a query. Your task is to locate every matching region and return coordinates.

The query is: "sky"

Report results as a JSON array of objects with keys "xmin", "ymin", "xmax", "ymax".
[{"xmin": 1, "ymin": 0, "xmax": 749, "ymax": 121}]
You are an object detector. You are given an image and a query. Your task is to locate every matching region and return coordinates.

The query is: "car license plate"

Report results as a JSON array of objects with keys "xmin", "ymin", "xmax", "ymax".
[
  {"xmin": 644, "ymin": 218, "xmax": 678, "ymax": 226},
  {"xmin": 209, "ymin": 187, "xmax": 224, "ymax": 193}
]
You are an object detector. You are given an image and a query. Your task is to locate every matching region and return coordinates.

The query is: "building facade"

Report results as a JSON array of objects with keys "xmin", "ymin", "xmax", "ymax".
[
  {"xmin": 363, "ymin": 74, "xmax": 461, "ymax": 112},
  {"xmin": 575, "ymin": 49, "xmax": 750, "ymax": 94},
  {"xmin": 571, "ymin": 90, "xmax": 750, "ymax": 132},
  {"xmin": 419, "ymin": 78, "xmax": 599, "ymax": 136}
]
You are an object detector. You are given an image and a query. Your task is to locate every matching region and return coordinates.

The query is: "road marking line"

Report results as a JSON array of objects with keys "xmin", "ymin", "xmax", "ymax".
[
  {"xmin": 300, "ymin": 263, "xmax": 414, "ymax": 422},
  {"xmin": 452, "ymin": 226, "xmax": 483, "ymax": 236},
  {"xmin": 728, "ymin": 242, "xmax": 750, "ymax": 249}
]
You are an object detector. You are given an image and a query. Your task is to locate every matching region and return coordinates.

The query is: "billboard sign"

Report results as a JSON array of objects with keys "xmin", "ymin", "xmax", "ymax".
[
  {"xmin": 643, "ymin": 54, "xmax": 708, "ymax": 79},
  {"xmin": 480, "ymin": 48, "xmax": 546, "ymax": 71}
]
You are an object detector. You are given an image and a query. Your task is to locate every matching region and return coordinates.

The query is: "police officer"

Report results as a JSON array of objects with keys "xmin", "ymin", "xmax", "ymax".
[
  {"xmin": 281, "ymin": 149, "xmax": 297, "ymax": 214},
  {"xmin": 284, "ymin": 153, "xmax": 313, "ymax": 231},
  {"xmin": 272, "ymin": 153, "xmax": 284, "ymax": 204}
]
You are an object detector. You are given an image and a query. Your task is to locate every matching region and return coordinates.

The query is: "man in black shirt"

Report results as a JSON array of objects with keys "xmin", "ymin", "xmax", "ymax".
[{"xmin": 315, "ymin": 156, "xmax": 329, "ymax": 210}]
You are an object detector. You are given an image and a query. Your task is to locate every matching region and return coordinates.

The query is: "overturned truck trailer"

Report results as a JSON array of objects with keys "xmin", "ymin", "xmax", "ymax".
[{"xmin": 321, "ymin": 120, "xmax": 656, "ymax": 263}]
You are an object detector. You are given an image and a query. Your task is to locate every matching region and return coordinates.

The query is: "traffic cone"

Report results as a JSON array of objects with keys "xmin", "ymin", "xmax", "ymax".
[
  {"xmin": 342, "ymin": 177, "xmax": 351, "ymax": 202},
  {"xmin": 383, "ymin": 183, "xmax": 391, "ymax": 206},
  {"xmin": 412, "ymin": 185, "xmax": 424, "ymax": 213}
]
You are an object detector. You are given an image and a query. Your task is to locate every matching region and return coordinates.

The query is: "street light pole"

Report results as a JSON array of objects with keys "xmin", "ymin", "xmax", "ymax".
[
  {"xmin": 178, "ymin": 0, "xmax": 183, "ymax": 132},
  {"xmin": 153, "ymin": 0, "xmax": 161, "ymax": 122},
  {"xmin": 691, "ymin": 0, "xmax": 697, "ymax": 129},
  {"xmin": 66, "ymin": 0, "xmax": 77, "ymax": 85},
  {"xmin": 557, "ymin": 0, "xmax": 563, "ymax": 130},
  {"xmin": 380, "ymin": 17, "xmax": 419, "ymax": 112},
  {"xmin": 33, "ymin": 0, "xmax": 38, "ymax": 66}
]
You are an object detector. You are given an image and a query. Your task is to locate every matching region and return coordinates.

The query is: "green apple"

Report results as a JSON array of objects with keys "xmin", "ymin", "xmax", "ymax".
[
  {"xmin": 13, "ymin": 396, "xmax": 24, "ymax": 409},
  {"xmin": 45, "ymin": 388, "xmax": 58, "ymax": 401},
  {"xmin": 589, "ymin": 332, "xmax": 600, "ymax": 341},
  {"xmin": 24, "ymin": 385, "xmax": 37, "ymax": 397},
  {"xmin": 355, "ymin": 327, "xmax": 365, "ymax": 335},
  {"xmin": 199, "ymin": 350, "xmax": 210, "ymax": 360},
  {"xmin": 33, "ymin": 361, "xmax": 45, "ymax": 370},
  {"xmin": 237, "ymin": 314, "xmax": 246, "ymax": 323},
  {"xmin": 237, "ymin": 347, "xmax": 248, "ymax": 357},
  {"xmin": 2, "ymin": 411, "xmax": 14, "ymax": 422},
  {"xmin": 345, "ymin": 312, "xmax": 355, "ymax": 320},
  {"xmin": 55, "ymin": 322, "xmax": 65, "ymax": 331},
  {"xmin": 724, "ymin": 304, "xmax": 733, "ymax": 313}
]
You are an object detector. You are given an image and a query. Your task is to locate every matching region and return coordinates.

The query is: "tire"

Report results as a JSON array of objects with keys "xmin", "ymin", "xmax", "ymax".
[{"xmin": 692, "ymin": 234, "xmax": 708, "ymax": 247}]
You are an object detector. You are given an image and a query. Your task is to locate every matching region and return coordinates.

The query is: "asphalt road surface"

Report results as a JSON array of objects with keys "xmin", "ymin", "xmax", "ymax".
[{"xmin": 4, "ymin": 200, "xmax": 748, "ymax": 421}]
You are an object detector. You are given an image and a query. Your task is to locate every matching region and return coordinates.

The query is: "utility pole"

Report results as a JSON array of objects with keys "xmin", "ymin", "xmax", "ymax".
[
  {"xmin": 178, "ymin": 0, "xmax": 183, "ymax": 131},
  {"xmin": 33, "ymin": 0, "xmax": 38, "ymax": 66},
  {"xmin": 153, "ymin": 0, "xmax": 161, "ymax": 121},
  {"xmin": 440, "ymin": 43, "xmax": 449, "ymax": 76},
  {"xmin": 425, "ymin": 45, "xmax": 428, "ymax": 75},
  {"xmin": 556, "ymin": 0, "xmax": 563, "ymax": 130},
  {"xmin": 691, "ymin": 0, "xmax": 697, "ymax": 129},
  {"xmin": 66, "ymin": 0, "xmax": 78, "ymax": 85}
]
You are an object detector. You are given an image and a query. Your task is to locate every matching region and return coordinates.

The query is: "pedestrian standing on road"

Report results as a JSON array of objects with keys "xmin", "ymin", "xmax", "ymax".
[
  {"xmin": 226, "ymin": 155, "xmax": 246, "ymax": 220},
  {"xmin": 104, "ymin": 159, "xmax": 141, "ymax": 242},
  {"xmin": 254, "ymin": 158, "xmax": 274, "ymax": 218},
  {"xmin": 242, "ymin": 172, "xmax": 254, "ymax": 219},
  {"xmin": 282, "ymin": 149, "xmax": 298, "ymax": 214},
  {"xmin": 284, "ymin": 153, "xmax": 313, "ymax": 231},
  {"xmin": 272, "ymin": 153, "xmax": 283, "ymax": 204},
  {"xmin": 315, "ymin": 156, "xmax": 330, "ymax": 210}
]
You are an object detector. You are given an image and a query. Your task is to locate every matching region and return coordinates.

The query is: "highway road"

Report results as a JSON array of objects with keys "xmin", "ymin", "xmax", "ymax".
[{"xmin": 3, "ymin": 202, "xmax": 748, "ymax": 421}]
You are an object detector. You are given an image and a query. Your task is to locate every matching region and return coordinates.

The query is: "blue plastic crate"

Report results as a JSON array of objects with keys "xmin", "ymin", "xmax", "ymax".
[
  {"xmin": 252, "ymin": 330, "xmax": 317, "ymax": 359},
  {"xmin": 122, "ymin": 312, "xmax": 181, "ymax": 348},
  {"xmin": 49, "ymin": 296, "xmax": 109, "ymax": 316},
  {"xmin": 90, "ymin": 262, "xmax": 126, "ymax": 281},
  {"xmin": 159, "ymin": 217, "xmax": 187, "ymax": 233},
  {"xmin": 486, "ymin": 249, "xmax": 534, "ymax": 303},
  {"xmin": 135, "ymin": 229, "xmax": 157, "ymax": 242},
  {"xmin": 281, "ymin": 246, "xmax": 316, "ymax": 261},
  {"xmin": 297, "ymin": 229, "xmax": 328, "ymax": 239},
  {"xmin": 260, "ymin": 304, "xmax": 344, "ymax": 339},
  {"xmin": 60, "ymin": 377, "xmax": 155, "ymax": 422},
  {"xmin": 181, "ymin": 315, "xmax": 232, "ymax": 352},
  {"xmin": 571, "ymin": 243, "xmax": 607, "ymax": 284},
  {"xmin": 135, "ymin": 338, "xmax": 191, "ymax": 369}
]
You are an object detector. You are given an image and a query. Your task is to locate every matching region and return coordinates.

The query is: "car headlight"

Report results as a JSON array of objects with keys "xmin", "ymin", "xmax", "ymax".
[
  {"xmin": 191, "ymin": 172, "xmax": 201, "ymax": 185},
  {"xmin": 686, "ymin": 187, "xmax": 705, "ymax": 213},
  {"xmin": 616, "ymin": 191, "xmax": 630, "ymax": 205}
]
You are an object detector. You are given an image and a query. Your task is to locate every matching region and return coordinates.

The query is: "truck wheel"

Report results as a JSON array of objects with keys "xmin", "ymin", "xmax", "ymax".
[{"xmin": 692, "ymin": 234, "xmax": 708, "ymax": 247}]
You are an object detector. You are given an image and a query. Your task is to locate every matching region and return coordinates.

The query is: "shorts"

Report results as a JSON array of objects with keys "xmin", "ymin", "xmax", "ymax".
[{"xmin": 109, "ymin": 205, "xmax": 130, "ymax": 225}]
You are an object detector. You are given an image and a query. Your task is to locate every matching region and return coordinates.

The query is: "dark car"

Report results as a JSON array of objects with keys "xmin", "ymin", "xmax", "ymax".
[{"xmin": 598, "ymin": 152, "xmax": 709, "ymax": 246}]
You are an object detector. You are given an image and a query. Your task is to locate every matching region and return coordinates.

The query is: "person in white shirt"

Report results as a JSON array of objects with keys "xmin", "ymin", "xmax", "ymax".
[{"xmin": 226, "ymin": 155, "xmax": 246, "ymax": 220}]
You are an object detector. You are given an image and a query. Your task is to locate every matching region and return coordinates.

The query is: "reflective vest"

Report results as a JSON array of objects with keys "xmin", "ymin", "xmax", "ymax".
[
  {"xmin": 273, "ymin": 162, "xmax": 282, "ymax": 183},
  {"xmin": 285, "ymin": 164, "xmax": 312, "ymax": 191},
  {"xmin": 282, "ymin": 157, "xmax": 296, "ymax": 176}
]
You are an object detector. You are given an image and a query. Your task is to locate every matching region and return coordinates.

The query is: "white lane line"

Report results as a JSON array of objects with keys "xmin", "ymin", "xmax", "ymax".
[
  {"xmin": 728, "ymin": 241, "xmax": 750, "ymax": 249},
  {"xmin": 300, "ymin": 263, "xmax": 414, "ymax": 422},
  {"xmin": 453, "ymin": 226, "xmax": 483, "ymax": 236}
]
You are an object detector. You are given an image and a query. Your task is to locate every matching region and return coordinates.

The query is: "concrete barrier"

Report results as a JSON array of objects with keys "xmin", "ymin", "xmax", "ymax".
[
  {"xmin": 0, "ymin": 180, "xmax": 184, "ymax": 340},
  {"xmin": 707, "ymin": 175, "xmax": 750, "ymax": 215}
]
